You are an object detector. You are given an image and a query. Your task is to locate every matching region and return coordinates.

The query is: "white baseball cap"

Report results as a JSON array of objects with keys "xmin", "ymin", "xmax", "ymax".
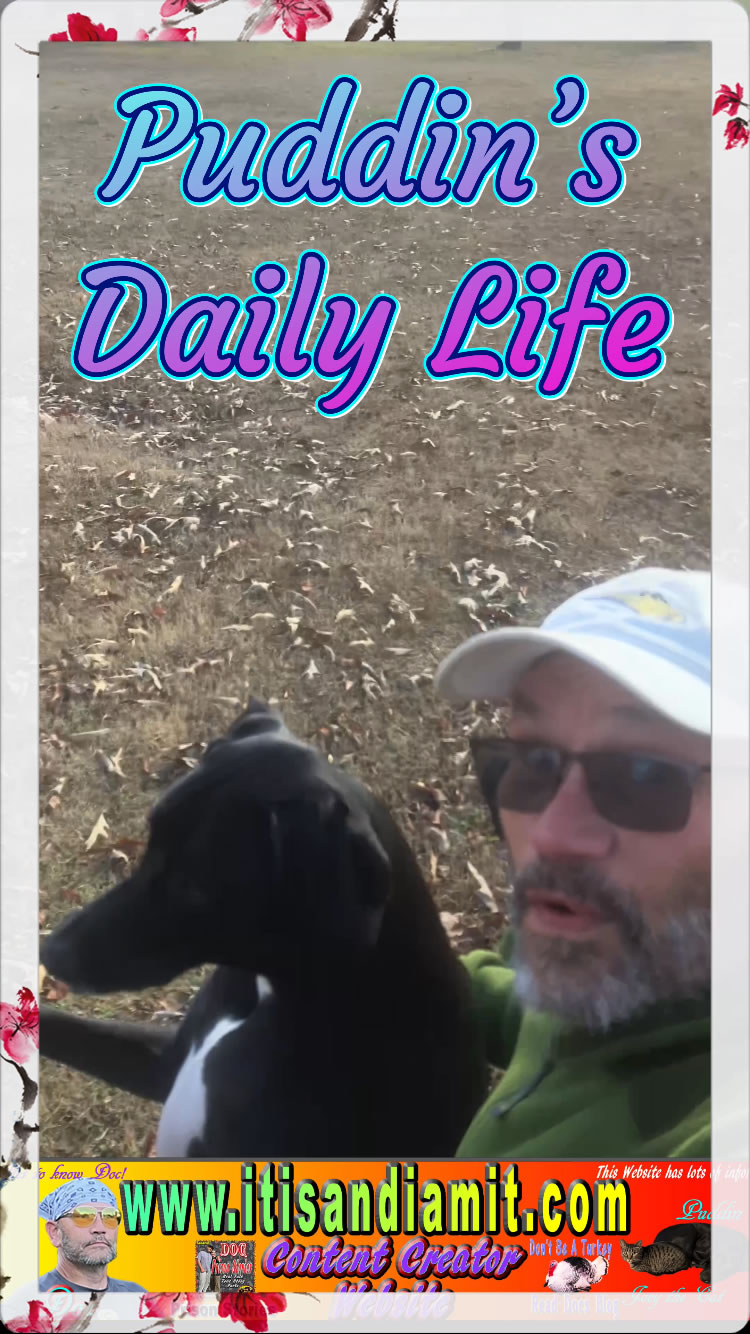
[{"xmin": 435, "ymin": 567, "xmax": 711, "ymax": 734}]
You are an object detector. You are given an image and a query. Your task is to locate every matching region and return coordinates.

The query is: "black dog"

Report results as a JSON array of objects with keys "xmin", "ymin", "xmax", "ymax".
[{"xmin": 41, "ymin": 701, "xmax": 487, "ymax": 1157}]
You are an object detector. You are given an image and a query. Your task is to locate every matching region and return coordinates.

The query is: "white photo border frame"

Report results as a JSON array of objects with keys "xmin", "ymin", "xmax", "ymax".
[{"xmin": 1, "ymin": 2, "xmax": 748, "ymax": 1328}]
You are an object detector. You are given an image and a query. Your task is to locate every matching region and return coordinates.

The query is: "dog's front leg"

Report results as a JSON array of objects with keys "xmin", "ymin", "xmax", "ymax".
[{"xmin": 40, "ymin": 1004, "xmax": 179, "ymax": 1102}]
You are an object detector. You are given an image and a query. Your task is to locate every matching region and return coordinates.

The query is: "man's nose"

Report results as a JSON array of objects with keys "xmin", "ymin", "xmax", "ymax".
[{"xmin": 524, "ymin": 761, "xmax": 616, "ymax": 861}]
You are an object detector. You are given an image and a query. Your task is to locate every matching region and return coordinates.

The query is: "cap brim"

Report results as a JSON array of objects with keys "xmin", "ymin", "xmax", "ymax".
[{"xmin": 435, "ymin": 627, "xmax": 711, "ymax": 734}]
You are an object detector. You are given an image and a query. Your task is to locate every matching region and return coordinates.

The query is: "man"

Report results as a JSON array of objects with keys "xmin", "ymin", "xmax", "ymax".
[
  {"xmin": 196, "ymin": 1245, "xmax": 214, "ymax": 1293},
  {"xmin": 435, "ymin": 566, "xmax": 711, "ymax": 1158},
  {"xmin": 38, "ymin": 1180, "xmax": 145, "ymax": 1293}
]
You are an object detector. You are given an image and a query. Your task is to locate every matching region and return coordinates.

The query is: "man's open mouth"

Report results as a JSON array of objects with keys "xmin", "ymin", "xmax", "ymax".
[{"xmin": 523, "ymin": 891, "xmax": 608, "ymax": 937}]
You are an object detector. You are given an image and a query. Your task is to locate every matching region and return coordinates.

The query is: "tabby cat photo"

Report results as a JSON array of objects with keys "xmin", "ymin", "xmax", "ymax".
[{"xmin": 620, "ymin": 1222, "xmax": 711, "ymax": 1285}]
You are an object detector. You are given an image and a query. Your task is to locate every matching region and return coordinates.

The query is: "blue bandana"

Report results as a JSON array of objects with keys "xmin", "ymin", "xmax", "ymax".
[{"xmin": 39, "ymin": 1179, "xmax": 119, "ymax": 1222}]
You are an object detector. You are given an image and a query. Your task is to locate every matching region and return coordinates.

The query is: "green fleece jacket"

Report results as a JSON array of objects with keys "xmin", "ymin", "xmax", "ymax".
[{"xmin": 458, "ymin": 948, "xmax": 710, "ymax": 1159}]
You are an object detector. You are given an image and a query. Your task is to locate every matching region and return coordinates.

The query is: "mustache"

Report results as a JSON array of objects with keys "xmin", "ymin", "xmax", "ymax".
[{"xmin": 511, "ymin": 860, "xmax": 646, "ymax": 946}]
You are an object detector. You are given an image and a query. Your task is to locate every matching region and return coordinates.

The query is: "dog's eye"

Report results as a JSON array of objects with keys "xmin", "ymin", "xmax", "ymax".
[{"xmin": 159, "ymin": 864, "xmax": 206, "ymax": 907}]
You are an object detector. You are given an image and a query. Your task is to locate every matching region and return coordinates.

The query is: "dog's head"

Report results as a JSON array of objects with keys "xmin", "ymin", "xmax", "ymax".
[{"xmin": 41, "ymin": 700, "xmax": 392, "ymax": 992}]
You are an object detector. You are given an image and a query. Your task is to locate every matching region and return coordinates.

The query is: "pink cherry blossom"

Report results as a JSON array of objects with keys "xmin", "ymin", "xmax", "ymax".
[
  {"xmin": 137, "ymin": 25, "xmax": 197, "ymax": 40},
  {"xmin": 49, "ymin": 12, "xmax": 117, "ymax": 40},
  {"xmin": 6, "ymin": 1299, "xmax": 85, "ymax": 1333},
  {"xmin": 138, "ymin": 1294, "xmax": 204, "ymax": 1320},
  {"xmin": 0, "ymin": 986, "xmax": 39, "ymax": 1063},
  {"xmin": 246, "ymin": 0, "xmax": 333, "ymax": 41}
]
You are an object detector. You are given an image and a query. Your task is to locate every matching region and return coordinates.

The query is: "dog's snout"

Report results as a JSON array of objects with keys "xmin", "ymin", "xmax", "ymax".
[{"xmin": 41, "ymin": 923, "xmax": 88, "ymax": 987}]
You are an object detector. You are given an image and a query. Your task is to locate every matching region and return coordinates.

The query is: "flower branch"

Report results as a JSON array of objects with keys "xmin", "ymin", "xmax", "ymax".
[{"xmin": 713, "ymin": 82, "xmax": 749, "ymax": 149}]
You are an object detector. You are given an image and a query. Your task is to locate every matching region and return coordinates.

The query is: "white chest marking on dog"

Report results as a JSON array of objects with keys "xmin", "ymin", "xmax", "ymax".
[
  {"xmin": 256, "ymin": 975, "xmax": 273, "ymax": 1001},
  {"xmin": 156, "ymin": 1015, "xmax": 245, "ymax": 1156}
]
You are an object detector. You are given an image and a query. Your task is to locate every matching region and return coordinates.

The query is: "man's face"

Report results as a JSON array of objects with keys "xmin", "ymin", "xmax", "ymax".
[
  {"xmin": 49, "ymin": 1203, "xmax": 118, "ymax": 1268},
  {"xmin": 498, "ymin": 652, "xmax": 711, "ymax": 1030}
]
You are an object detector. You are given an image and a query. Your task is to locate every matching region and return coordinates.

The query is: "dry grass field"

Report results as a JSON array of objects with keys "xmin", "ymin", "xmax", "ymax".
[{"xmin": 38, "ymin": 41, "xmax": 710, "ymax": 1157}]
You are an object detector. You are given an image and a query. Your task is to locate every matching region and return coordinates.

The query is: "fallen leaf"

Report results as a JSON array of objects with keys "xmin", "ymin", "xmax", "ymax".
[
  {"xmin": 96, "ymin": 748, "xmax": 125, "ymax": 779},
  {"xmin": 85, "ymin": 812, "xmax": 110, "ymax": 851},
  {"xmin": 467, "ymin": 860, "xmax": 499, "ymax": 912},
  {"xmin": 40, "ymin": 965, "xmax": 69, "ymax": 1004},
  {"xmin": 439, "ymin": 911, "xmax": 463, "ymax": 942}
]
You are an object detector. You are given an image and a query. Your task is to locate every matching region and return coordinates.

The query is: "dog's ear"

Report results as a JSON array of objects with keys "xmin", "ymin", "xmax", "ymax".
[
  {"xmin": 331, "ymin": 794, "xmax": 391, "ymax": 911},
  {"xmin": 330, "ymin": 795, "xmax": 391, "ymax": 947},
  {"xmin": 268, "ymin": 788, "xmax": 391, "ymax": 951},
  {"xmin": 227, "ymin": 698, "xmax": 284, "ymax": 742},
  {"xmin": 202, "ymin": 699, "xmax": 284, "ymax": 761}
]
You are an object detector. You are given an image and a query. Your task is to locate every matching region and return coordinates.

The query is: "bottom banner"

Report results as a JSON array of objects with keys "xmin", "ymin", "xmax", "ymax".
[{"xmin": 36, "ymin": 1158, "xmax": 721, "ymax": 1298}]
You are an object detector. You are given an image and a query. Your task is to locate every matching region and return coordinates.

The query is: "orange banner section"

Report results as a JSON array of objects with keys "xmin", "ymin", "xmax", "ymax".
[{"xmin": 38, "ymin": 1159, "xmax": 714, "ymax": 1295}]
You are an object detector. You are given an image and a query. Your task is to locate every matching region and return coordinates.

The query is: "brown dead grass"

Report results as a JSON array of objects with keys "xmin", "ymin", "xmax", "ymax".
[{"xmin": 39, "ymin": 42, "xmax": 710, "ymax": 1158}]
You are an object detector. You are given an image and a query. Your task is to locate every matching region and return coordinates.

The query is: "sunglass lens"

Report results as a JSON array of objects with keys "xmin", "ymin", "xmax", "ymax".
[
  {"xmin": 586, "ymin": 754, "xmax": 692, "ymax": 832},
  {"xmin": 472, "ymin": 740, "xmax": 563, "ymax": 814},
  {"xmin": 70, "ymin": 1207, "xmax": 120, "ymax": 1227},
  {"xmin": 498, "ymin": 745, "xmax": 564, "ymax": 812}
]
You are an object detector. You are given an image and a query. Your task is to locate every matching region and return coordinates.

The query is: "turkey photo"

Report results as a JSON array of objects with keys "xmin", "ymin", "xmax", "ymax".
[{"xmin": 544, "ymin": 1254, "xmax": 609, "ymax": 1293}]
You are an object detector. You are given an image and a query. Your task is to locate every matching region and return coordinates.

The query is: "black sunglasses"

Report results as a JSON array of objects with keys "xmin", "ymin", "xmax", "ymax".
[{"xmin": 470, "ymin": 737, "xmax": 710, "ymax": 834}]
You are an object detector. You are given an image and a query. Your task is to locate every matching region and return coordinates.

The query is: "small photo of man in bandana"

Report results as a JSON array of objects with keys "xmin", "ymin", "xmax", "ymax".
[{"xmin": 38, "ymin": 1179, "xmax": 145, "ymax": 1293}]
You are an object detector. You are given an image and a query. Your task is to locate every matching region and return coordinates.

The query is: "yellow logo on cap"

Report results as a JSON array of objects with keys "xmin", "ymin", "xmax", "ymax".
[{"xmin": 610, "ymin": 592, "xmax": 685, "ymax": 623}]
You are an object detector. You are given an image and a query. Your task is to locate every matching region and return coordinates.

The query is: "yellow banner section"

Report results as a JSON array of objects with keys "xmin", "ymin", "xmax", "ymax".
[{"xmin": 38, "ymin": 1159, "xmax": 702, "ymax": 1295}]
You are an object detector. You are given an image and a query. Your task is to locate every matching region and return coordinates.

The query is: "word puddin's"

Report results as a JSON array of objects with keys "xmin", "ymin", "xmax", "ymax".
[{"xmin": 94, "ymin": 77, "xmax": 638, "ymax": 210}]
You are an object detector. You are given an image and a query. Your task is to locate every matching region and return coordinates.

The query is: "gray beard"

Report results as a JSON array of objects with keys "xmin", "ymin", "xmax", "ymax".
[
  {"xmin": 509, "ymin": 860, "xmax": 711, "ymax": 1032},
  {"xmin": 59, "ymin": 1233, "xmax": 117, "ymax": 1269}
]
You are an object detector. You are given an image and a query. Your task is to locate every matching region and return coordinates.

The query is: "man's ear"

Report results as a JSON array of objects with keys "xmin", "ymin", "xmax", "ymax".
[{"xmin": 46, "ymin": 1220, "xmax": 61, "ymax": 1245}]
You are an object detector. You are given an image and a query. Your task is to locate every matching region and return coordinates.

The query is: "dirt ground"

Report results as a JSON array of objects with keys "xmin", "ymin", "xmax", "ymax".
[{"xmin": 38, "ymin": 42, "xmax": 710, "ymax": 1157}]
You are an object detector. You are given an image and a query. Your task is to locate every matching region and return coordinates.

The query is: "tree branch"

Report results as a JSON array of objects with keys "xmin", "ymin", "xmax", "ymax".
[
  {"xmin": 67, "ymin": 1292, "xmax": 105, "ymax": 1333},
  {"xmin": 238, "ymin": 0, "xmax": 279, "ymax": 40},
  {"xmin": 160, "ymin": 0, "xmax": 236, "ymax": 28},
  {"xmin": 371, "ymin": 0, "xmax": 399, "ymax": 41},
  {"xmin": 0, "ymin": 1051, "xmax": 38, "ymax": 1112},
  {"xmin": 346, "ymin": 0, "xmax": 388, "ymax": 41}
]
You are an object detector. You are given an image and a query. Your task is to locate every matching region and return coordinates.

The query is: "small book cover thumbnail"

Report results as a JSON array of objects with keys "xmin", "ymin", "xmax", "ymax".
[{"xmin": 195, "ymin": 1240, "xmax": 256, "ymax": 1293}]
